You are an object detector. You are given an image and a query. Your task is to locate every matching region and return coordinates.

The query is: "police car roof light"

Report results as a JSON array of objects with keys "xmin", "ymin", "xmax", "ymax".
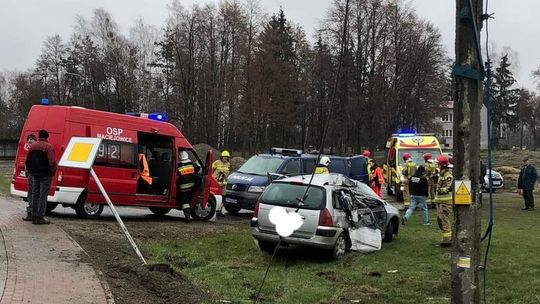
[{"xmin": 270, "ymin": 147, "xmax": 302, "ymax": 156}]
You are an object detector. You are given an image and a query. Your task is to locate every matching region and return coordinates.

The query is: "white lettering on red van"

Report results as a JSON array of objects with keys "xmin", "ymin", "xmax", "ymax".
[{"xmin": 96, "ymin": 127, "xmax": 132, "ymax": 143}]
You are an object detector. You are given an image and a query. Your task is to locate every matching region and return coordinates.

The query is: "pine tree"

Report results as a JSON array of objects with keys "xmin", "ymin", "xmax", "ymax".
[{"xmin": 492, "ymin": 54, "xmax": 520, "ymax": 147}]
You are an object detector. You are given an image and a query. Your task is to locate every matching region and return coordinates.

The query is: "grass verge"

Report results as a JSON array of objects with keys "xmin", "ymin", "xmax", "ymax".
[{"xmin": 144, "ymin": 193, "xmax": 540, "ymax": 304}]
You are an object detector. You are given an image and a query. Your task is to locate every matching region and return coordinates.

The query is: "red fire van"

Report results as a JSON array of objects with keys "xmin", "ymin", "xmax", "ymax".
[{"xmin": 11, "ymin": 105, "xmax": 221, "ymax": 221}]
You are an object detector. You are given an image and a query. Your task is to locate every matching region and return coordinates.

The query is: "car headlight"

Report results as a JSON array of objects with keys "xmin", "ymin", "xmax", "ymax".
[{"xmin": 248, "ymin": 186, "xmax": 266, "ymax": 193}]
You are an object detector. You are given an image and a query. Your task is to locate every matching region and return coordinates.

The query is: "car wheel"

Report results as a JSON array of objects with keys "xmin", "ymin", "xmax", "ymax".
[
  {"xmin": 45, "ymin": 202, "xmax": 58, "ymax": 215},
  {"xmin": 383, "ymin": 219, "xmax": 395, "ymax": 242},
  {"xmin": 258, "ymin": 240, "xmax": 277, "ymax": 254},
  {"xmin": 149, "ymin": 207, "xmax": 172, "ymax": 216},
  {"xmin": 329, "ymin": 233, "xmax": 347, "ymax": 260},
  {"xmin": 75, "ymin": 192, "xmax": 104, "ymax": 219},
  {"xmin": 224, "ymin": 204, "xmax": 241, "ymax": 214},
  {"xmin": 191, "ymin": 196, "xmax": 216, "ymax": 221}
]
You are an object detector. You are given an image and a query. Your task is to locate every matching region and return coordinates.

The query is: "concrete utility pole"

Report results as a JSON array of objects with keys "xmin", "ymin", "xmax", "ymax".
[{"xmin": 451, "ymin": 0, "xmax": 483, "ymax": 303}]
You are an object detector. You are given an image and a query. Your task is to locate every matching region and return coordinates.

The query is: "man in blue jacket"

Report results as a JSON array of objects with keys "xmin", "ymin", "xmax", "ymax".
[{"xmin": 517, "ymin": 157, "xmax": 538, "ymax": 211}]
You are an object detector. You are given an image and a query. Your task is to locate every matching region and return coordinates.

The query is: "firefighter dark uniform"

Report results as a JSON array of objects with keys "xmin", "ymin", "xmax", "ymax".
[
  {"xmin": 177, "ymin": 151, "xmax": 197, "ymax": 222},
  {"xmin": 434, "ymin": 155, "xmax": 453, "ymax": 247},
  {"xmin": 401, "ymin": 153, "xmax": 417, "ymax": 207}
]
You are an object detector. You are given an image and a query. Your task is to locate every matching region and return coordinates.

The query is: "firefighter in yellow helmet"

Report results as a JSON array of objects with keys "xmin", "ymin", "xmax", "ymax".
[
  {"xmin": 315, "ymin": 156, "xmax": 331, "ymax": 174},
  {"xmin": 401, "ymin": 152, "xmax": 417, "ymax": 207},
  {"xmin": 213, "ymin": 150, "xmax": 231, "ymax": 215},
  {"xmin": 434, "ymin": 154, "xmax": 453, "ymax": 247}
]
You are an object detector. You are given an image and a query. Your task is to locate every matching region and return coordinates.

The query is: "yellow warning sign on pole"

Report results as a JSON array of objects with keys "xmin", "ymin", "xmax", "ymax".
[{"xmin": 454, "ymin": 180, "xmax": 472, "ymax": 205}]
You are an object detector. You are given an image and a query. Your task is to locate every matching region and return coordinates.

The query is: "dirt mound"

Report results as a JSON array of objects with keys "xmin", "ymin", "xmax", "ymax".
[
  {"xmin": 495, "ymin": 166, "xmax": 520, "ymax": 175},
  {"xmin": 193, "ymin": 143, "xmax": 219, "ymax": 162},
  {"xmin": 192, "ymin": 144, "xmax": 246, "ymax": 171},
  {"xmin": 230, "ymin": 156, "xmax": 246, "ymax": 172}
]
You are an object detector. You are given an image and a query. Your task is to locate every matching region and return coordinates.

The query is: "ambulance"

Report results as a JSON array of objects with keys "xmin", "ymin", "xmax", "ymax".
[
  {"xmin": 11, "ymin": 105, "xmax": 222, "ymax": 221},
  {"xmin": 383, "ymin": 133, "xmax": 442, "ymax": 201}
]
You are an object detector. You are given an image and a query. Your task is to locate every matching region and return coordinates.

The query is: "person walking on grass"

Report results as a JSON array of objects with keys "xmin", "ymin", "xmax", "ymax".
[
  {"xmin": 25, "ymin": 130, "xmax": 57, "ymax": 225},
  {"xmin": 402, "ymin": 166, "xmax": 430, "ymax": 226},
  {"xmin": 518, "ymin": 157, "xmax": 538, "ymax": 211}
]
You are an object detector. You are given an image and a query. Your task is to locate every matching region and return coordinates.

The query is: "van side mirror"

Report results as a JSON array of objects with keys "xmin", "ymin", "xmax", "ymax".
[{"xmin": 268, "ymin": 172, "xmax": 285, "ymax": 182}]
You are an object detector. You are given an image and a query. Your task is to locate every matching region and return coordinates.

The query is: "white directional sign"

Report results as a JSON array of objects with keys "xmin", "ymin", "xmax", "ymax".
[{"xmin": 58, "ymin": 137, "xmax": 102, "ymax": 169}]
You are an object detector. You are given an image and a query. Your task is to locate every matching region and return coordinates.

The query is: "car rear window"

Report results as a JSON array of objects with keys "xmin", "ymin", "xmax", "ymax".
[
  {"xmin": 260, "ymin": 183, "xmax": 325, "ymax": 210},
  {"xmin": 238, "ymin": 156, "xmax": 285, "ymax": 175}
]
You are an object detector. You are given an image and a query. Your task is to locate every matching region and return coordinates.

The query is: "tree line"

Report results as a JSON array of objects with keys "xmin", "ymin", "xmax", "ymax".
[{"xmin": 1, "ymin": 0, "xmax": 536, "ymax": 153}]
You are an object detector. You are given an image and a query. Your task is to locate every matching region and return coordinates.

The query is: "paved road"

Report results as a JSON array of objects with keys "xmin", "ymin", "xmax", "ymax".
[{"xmin": 0, "ymin": 196, "xmax": 112, "ymax": 304}]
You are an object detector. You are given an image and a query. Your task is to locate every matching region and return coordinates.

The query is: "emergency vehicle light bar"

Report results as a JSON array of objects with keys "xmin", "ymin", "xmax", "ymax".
[
  {"xmin": 126, "ymin": 112, "xmax": 167, "ymax": 122},
  {"xmin": 270, "ymin": 147, "xmax": 302, "ymax": 156}
]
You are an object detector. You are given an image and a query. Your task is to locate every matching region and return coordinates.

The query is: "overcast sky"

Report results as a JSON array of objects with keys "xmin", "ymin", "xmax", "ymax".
[{"xmin": 1, "ymin": 0, "xmax": 539, "ymax": 90}]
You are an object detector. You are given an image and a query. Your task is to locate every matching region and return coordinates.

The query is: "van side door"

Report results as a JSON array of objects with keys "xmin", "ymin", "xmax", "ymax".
[{"xmin": 197, "ymin": 150, "xmax": 214, "ymax": 208}]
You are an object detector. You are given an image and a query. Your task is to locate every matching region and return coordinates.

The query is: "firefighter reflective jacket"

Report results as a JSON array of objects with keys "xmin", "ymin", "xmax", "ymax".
[
  {"xmin": 434, "ymin": 167, "xmax": 453, "ymax": 203},
  {"xmin": 177, "ymin": 162, "xmax": 196, "ymax": 192},
  {"xmin": 138, "ymin": 154, "xmax": 152, "ymax": 185},
  {"xmin": 212, "ymin": 159, "xmax": 231, "ymax": 185},
  {"xmin": 315, "ymin": 166, "xmax": 330, "ymax": 174},
  {"xmin": 402, "ymin": 160, "xmax": 418, "ymax": 177},
  {"xmin": 425, "ymin": 161, "xmax": 438, "ymax": 178}
]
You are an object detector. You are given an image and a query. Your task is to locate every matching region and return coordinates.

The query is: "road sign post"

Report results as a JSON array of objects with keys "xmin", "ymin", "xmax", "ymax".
[{"xmin": 58, "ymin": 137, "xmax": 147, "ymax": 265}]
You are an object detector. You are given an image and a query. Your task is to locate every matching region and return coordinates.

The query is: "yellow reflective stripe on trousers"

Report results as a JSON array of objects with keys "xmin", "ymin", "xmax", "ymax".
[
  {"xmin": 442, "ymin": 231, "xmax": 452, "ymax": 238},
  {"xmin": 181, "ymin": 204, "xmax": 190, "ymax": 209},
  {"xmin": 434, "ymin": 195, "xmax": 452, "ymax": 203},
  {"xmin": 179, "ymin": 183, "xmax": 195, "ymax": 190}
]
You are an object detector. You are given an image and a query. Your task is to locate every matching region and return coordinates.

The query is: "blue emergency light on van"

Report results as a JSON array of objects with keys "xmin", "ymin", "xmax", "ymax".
[
  {"xmin": 148, "ymin": 113, "xmax": 167, "ymax": 121},
  {"xmin": 223, "ymin": 149, "xmax": 369, "ymax": 214}
]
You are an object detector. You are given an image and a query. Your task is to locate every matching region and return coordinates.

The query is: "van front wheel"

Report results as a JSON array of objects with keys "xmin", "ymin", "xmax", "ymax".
[
  {"xmin": 191, "ymin": 196, "xmax": 216, "ymax": 221},
  {"xmin": 75, "ymin": 193, "xmax": 104, "ymax": 219}
]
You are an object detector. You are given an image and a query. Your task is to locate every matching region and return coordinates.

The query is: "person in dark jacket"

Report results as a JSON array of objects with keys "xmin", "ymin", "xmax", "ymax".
[
  {"xmin": 402, "ymin": 165, "xmax": 430, "ymax": 225},
  {"xmin": 517, "ymin": 157, "xmax": 538, "ymax": 211},
  {"xmin": 22, "ymin": 134, "xmax": 37, "ymax": 221},
  {"xmin": 25, "ymin": 130, "xmax": 57, "ymax": 224}
]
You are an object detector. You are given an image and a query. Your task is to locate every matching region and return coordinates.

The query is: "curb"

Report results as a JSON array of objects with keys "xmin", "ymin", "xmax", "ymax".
[{"xmin": 58, "ymin": 227, "xmax": 116, "ymax": 304}]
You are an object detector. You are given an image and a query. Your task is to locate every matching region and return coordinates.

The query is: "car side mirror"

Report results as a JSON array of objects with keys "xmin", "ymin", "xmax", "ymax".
[{"xmin": 268, "ymin": 172, "xmax": 285, "ymax": 182}]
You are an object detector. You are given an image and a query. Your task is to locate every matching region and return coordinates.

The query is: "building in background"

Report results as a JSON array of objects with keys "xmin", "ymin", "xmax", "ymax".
[{"xmin": 437, "ymin": 101, "xmax": 454, "ymax": 151}]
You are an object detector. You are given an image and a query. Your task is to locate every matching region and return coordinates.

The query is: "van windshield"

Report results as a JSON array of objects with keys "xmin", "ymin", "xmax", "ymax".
[
  {"xmin": 237, "ymin": 156, "xmax": 284, "ymax": 175},
  {"xmin": 260, "ymin": 183, "xmax": 325, "ymax": 210},
  {"xmin": 399, "ymin": 149, "xmax": 441, "ymax": 166}
]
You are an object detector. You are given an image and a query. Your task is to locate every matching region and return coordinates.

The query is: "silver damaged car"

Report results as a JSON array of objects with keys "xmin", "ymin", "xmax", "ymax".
[{"xmin": 251, "ymin": 173, "xmax": 400, "ymax": 260}]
